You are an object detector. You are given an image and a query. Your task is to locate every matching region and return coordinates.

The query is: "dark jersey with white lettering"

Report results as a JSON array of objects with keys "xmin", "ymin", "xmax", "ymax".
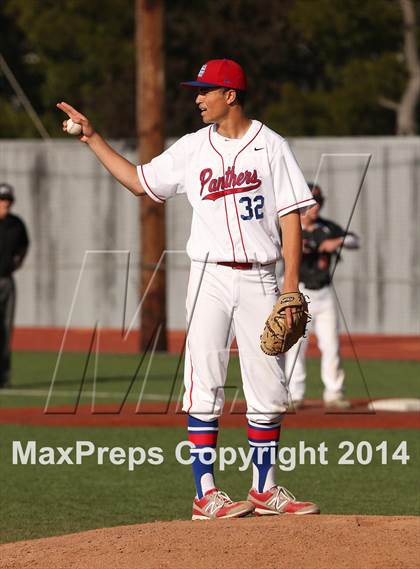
[{"xmin": 300, "ymin": 217, "xmax": 347, "ymax": 289}]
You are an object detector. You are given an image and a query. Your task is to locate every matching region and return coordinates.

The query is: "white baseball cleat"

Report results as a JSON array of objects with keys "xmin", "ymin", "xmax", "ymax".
[
  {"xmin": 324, "ymin": 395, "xmax": 351, "ymax": 409},
  {"xmin": 248, "ymin": 485, "xmax": 320, "ymax": 515},
  {"xmin": 192, "ymin": 489, "xmax": 255, "ymax": 520}
]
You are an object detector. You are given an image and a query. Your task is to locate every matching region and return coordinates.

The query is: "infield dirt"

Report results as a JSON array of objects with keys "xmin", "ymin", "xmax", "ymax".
[{"xmin": 0, "ymin": 515, "xmax": 418, "ymax": 569}]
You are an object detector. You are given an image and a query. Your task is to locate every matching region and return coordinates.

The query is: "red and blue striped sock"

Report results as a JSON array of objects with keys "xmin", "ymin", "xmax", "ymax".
[
  {"xmin": 248, "ymin": 420, "xmax": 281, "ymax": 492},
  {"xmin": 188, "ymin": 415, "xmax": 219, "ymax": 499}
]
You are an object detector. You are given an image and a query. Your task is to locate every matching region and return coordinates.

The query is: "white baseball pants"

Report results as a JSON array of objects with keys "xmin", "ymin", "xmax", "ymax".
[
  {"xmin": 182, "ymin": 261, "xmax": 289, "ymax": 423},
  {"xmin": 285, "ymin": 284, "xmax": 345, "ymax": 402}
]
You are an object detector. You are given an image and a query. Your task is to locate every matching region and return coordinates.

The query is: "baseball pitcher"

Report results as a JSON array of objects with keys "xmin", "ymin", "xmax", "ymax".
[{"xmin": 58, "ymin": 59, "xmax": 320, "ymax": 519}]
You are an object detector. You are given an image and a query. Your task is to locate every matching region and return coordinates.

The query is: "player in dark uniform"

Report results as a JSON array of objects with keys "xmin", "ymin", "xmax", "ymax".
[
  {"xmin": 285, "ymin": 183, "xmax": 360, "ymax": 409},
  {"xmin": 0, "ymin": 183, "xmax": 29, "ymax": 387}
]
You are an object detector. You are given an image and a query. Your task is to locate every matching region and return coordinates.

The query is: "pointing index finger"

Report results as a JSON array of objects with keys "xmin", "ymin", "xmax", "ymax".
[{"xmin": 56, "ymin": 101, "xmax": 87, "ymax": 122}]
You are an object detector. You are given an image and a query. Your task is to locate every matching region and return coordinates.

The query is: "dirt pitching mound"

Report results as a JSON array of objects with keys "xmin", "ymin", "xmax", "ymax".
[{"xmin": 0, "ymin": 515, "xmax": 418, "ymax": 569}]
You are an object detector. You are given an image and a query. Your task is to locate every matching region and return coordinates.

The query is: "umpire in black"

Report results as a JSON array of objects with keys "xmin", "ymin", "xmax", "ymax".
[{"xmin": 0, "ymin": 183, "xmax": 29, "ymax": 388}]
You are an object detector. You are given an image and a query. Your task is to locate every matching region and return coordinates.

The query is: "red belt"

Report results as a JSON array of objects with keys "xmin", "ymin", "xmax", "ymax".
[{"xmin": 218, "ymin": 261, "xmax": 253, "ymax": 270}]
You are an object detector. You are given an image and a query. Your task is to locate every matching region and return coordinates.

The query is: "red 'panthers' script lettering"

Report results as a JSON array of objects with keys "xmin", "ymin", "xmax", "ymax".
[{"xmin": 200, "ymin": 167, "xmax": 261, "ymax": 201}]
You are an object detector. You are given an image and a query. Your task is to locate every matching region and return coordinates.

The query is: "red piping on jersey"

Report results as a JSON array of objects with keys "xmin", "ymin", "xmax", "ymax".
[
  {"xmin": 277, "ymin": 197, "xmax": 315, "ymax": 214},
  {"xmin": 187, "ymin": 348, "xmax": 194, "ymax": 413},
  {"xmin": 233, "ymin": 194, "xmax": 249, "ymax": 262},
  {"xmin": 231, "ymin": 122, "xmax": 264, "ymax": 262},
  {"xmin": 223, "ymin": 195, "xmax": 236, "ymax": 262},
  {"xmin": 208, "ymin": 127, "xmax": 236, "ymax": 261},
  {"xmin": 140, "ymin": 165, "xmax": 165, "ymax": 203},
  {"xmin": 232, "ymin": 122, "xmax": 264, "ymax": 171}
]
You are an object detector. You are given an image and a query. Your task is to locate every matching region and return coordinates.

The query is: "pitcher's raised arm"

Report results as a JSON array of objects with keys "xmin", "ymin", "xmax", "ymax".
[{"xmin": 57, "ymin": 101, "xmax": 145, "ymax": 197}]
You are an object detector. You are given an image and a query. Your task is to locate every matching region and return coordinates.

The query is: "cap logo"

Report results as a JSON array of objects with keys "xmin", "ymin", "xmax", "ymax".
[{"xmin": 198, "ymin": 64, "xmax": 207, "ymax": 78}]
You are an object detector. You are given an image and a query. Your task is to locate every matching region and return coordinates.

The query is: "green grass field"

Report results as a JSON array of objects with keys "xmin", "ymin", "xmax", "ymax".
[
  {"xmin": 1, "ymin": 351, "xmax": 419, "ymax": 408},
  {"xmin": 1, "ymin": 426, "xmax": 418, "ymax": 544},
  {"xmin": 0, "ymin": 352, "xmax": 419, "ymax": 544}
]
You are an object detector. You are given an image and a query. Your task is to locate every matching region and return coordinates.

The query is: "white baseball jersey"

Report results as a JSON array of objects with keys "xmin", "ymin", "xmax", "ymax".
[{"xmin": 137, "ymin": 120, "xmax": 315, "ymax": 263}]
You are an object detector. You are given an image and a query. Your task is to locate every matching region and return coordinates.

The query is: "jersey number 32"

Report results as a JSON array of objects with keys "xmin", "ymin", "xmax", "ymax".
[{"xmin": 239, "ymin": 195, "xmax": 265, "ymax": 220}]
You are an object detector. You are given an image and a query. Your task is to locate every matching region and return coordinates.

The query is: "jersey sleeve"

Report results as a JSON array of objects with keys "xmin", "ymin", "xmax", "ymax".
[
  {"xmin": 12, "ymin": 216, "xmax": 29, "ymax": 271},
  {"xmin": 273, "ymin": 140, "xmax": 316, "ymax": 216},
  {"xmin": 137, "ymin": 135, "xmax": 188, "ymax": 203},
  {"xmin": 17, "ymin": 217, "xmax": 29, "ymax": 250}
]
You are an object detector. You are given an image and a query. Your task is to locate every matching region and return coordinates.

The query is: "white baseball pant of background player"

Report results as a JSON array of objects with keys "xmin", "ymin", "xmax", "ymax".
[{"xmin": 285, "ymin": 283, "xmax": 344, "ymax": 404}]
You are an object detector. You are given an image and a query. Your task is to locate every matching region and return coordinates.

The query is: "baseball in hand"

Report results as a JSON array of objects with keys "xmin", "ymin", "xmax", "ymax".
[{"xmin": 66, "ymin": 118, "xmax": 82, "ymax": 136}]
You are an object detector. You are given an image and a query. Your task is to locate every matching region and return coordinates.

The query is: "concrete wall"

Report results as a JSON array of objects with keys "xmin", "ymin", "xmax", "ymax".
[{"xmin": 1, "ymin": 136, "xmax": 419, "ymax": 335}]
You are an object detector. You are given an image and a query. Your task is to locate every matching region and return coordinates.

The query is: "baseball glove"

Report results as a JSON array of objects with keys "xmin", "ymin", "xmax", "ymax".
[{"xmin": 260, "ymin": 292, "xmax": 310, "ymax": 355}]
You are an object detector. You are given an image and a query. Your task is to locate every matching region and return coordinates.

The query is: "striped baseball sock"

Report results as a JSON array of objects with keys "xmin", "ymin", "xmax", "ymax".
[
  {"xmin": 248, "ymin": 420, "xmax": 281, "ymax": 493},
  {"xmin": 188, "ymin": 415, "xmax": 219, "ymax": 499}
]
